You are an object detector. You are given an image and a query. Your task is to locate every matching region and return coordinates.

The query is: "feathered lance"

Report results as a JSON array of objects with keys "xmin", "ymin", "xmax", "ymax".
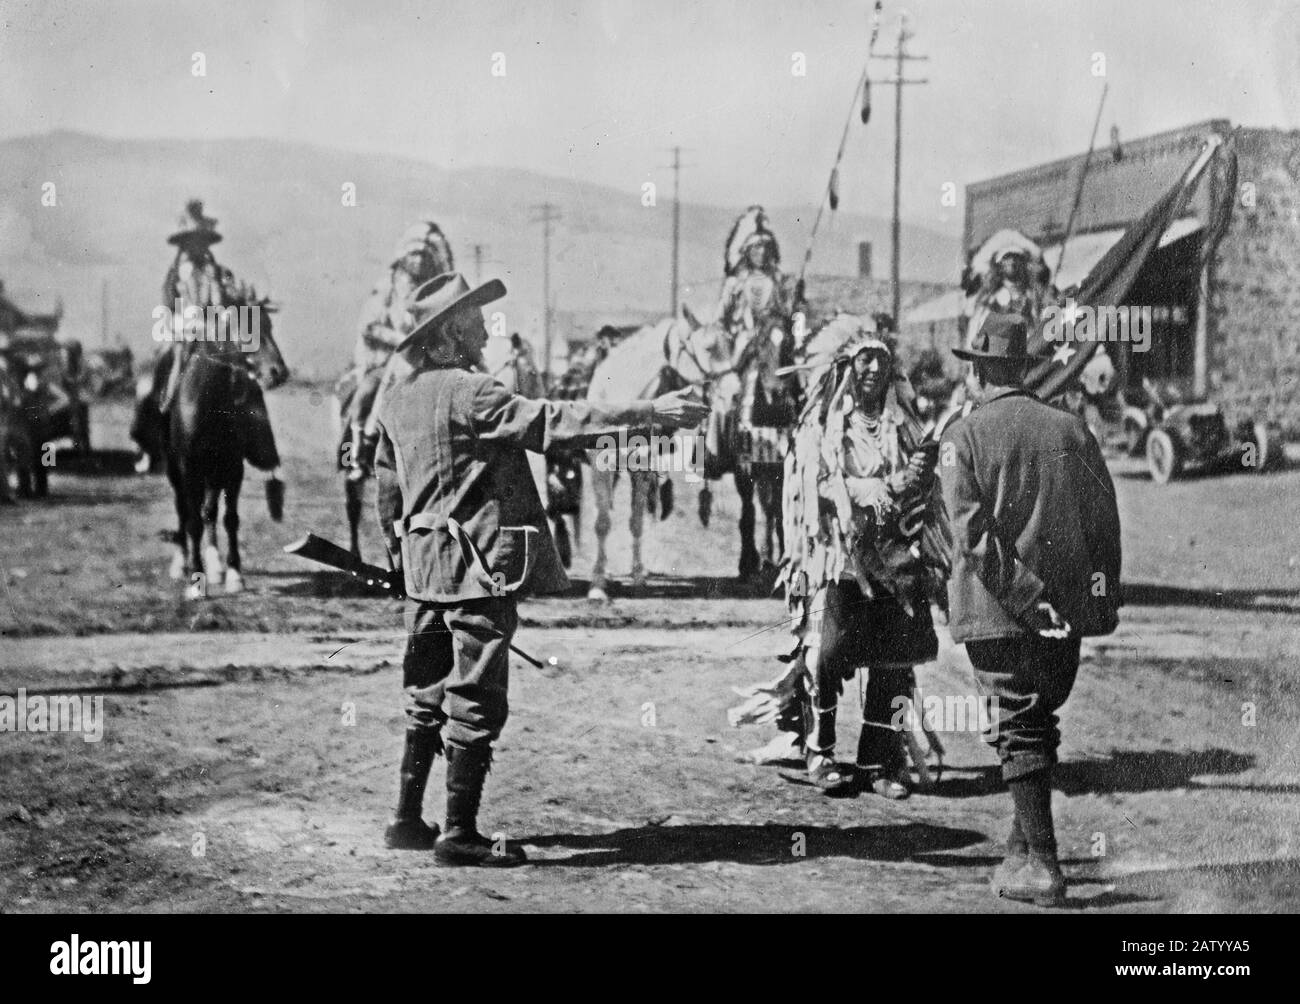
[{"xmin": 797, "ymin": 0, "xmax": 883, "ymax": 295}]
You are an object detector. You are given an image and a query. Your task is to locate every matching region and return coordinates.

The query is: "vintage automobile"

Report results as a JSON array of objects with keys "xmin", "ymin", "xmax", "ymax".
[{"xmin": 1121, "ymin": 377, "xmax": 1275, "ymax": 483}]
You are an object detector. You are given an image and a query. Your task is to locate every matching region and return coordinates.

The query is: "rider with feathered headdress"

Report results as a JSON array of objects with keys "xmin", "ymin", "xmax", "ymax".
[{"xmin": 711, "ymin": 208, "xmax": 797, "ymax": 483}]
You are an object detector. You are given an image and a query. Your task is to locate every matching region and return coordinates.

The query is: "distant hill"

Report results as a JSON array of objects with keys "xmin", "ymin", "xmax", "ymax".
[{"xmin": 0, "ymin": 130, "xmax": 959, "ymax": 377}]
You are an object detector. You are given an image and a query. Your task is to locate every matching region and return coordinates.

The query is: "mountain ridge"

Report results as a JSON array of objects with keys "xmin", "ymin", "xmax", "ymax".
[{"xmin": 0, "ymin": 131, "xmax": 960, "ymax": 375}]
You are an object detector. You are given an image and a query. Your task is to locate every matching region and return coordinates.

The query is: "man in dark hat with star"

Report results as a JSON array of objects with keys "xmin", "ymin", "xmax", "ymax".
[
  {"xmin": 373, "ymin": 271, "xmax": 708, "ymax": 865},
  {"xmin": 940, "ymin": 310, "xmax": 1122, "ymax": 906}
]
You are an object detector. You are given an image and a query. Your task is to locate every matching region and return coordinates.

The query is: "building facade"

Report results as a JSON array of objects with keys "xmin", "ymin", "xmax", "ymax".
[{"xmin": 961, "ymin": 119, "xmax": 1300, "ymax": 431}]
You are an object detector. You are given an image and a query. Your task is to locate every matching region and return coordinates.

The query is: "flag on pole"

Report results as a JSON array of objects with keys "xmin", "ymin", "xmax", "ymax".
[{"xmin": 1026, "ymin": 134, "xmax": 1236, "ymax": 399}]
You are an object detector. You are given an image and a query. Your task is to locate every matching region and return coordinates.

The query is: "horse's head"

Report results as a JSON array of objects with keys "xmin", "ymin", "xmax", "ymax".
[
  {"xmin": 241, "ymin": 295, "xmax": 289, "ymax": 390},
  {"xmin": 666, "ymin": 309, "xmax": 733, "ymax": 381},
  {"xmin": 663, "ymin": 309, "xmax": 742, "ymax": 413}
]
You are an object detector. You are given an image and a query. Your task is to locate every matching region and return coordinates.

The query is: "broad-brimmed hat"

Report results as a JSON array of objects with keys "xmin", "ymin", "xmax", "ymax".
[
  {"xmin": 167, "ymin": 200, "xmax": 222, "ymax": 247},
  {"xmin": 395, "ymin": 272, "xmax": 506, "ymax": 352},
  {"xmin": 953, "ymin": 310, "xmax": 1034, "ymax": 361}
]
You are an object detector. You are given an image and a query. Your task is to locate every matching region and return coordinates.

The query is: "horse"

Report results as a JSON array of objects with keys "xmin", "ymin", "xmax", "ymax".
[
  {"xmin": 584, "ymin": 318, "xmax": 705, "ymax": 600},
  {"xmin": 676, "ymin": 305, "xmax": 789, "ymax": 582},
  {"xmin": 163, "ymin": 298, "xmax": 288, "ymax": 597}
]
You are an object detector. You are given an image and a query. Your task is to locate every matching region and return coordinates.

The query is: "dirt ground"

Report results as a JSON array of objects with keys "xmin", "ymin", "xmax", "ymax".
[{"xmin": 2, "ymin": 390, "xmax": 1299, "ymax": 913}]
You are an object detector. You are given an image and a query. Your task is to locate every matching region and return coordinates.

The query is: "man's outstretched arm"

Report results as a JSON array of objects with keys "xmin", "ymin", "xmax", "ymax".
[{"xmin": 468, "ymin": 376, "xmax": 708, "ymax": 453}]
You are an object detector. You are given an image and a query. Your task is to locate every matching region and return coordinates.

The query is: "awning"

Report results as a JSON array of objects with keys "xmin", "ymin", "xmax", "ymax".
[{"xmin": 1042, "ymin": 217, "xmax": 1204, "ymax": 292}]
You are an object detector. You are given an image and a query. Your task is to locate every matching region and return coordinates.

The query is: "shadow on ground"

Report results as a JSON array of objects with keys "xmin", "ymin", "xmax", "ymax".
[
  {"xmin": 521, "ymin": 820, "xmax": 985, "ymax": 867},
  {"xmin": 886, "ymin": 748, "xmax": 1260, "ymax": 801},
  {"xmin": 1112, "ymin": 856, "xmax": 1300, "ymax": 911},
  {"xmin": 1123, "ymin": 581, "xmax": 1300, "ymax": 613}
]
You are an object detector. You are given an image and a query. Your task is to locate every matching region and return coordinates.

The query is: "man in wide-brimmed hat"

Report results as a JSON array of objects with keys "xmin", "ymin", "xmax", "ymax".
[
  {"xmin": 132, "ymin": 200, "xmax": 284, "ymax": 507},
  {"xmin": 373, "ymin": 271, "xmax": 708, "ymax": 865},
  {"xmin": 940, "ymin": 310, "xmax": 1122, "ymax": 906},
  {"xmin": 133, "ymin": 201, "xmax": 229, "ymax": 466}
]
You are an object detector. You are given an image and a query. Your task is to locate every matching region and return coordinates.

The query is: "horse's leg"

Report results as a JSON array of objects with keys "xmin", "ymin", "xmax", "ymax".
[
  {"xmin": 168, "ymin": 458, "xmax": 189, "ymax": 579},
  {"xmin": 183, "ymin": 476, "xmax": 208, "ymax": 599},
  {"xmin": 223, "ymin": 464, "xmax": 245, "ymax": 594},
  {"xmin": 552, "ymin": 511, "xmax": 572, "ymax": 568},
  {"xmin": 588, "ymin": 457, "xmax": 612, "ymax": 600},
  {"xmin": 629, "ymin": 472, "xmax": 649, "ymax": 588},
  {"xmin": 760, "ymin": 465, "xmax": 784, "ymax": 567},
  {"xmin": 735, "ymin": 467, "xmax": 760, "ymax": 580},
  {"xmin": 199, "ymin": 483, "xmax": 224, "ymax": 591},
  {"xmin": 345, "ymin": 476, "xmax": 364, "ymax": 562},
  {"xmin": 571, "ymin": 469, "xmax": 583, "ymax": 548}
]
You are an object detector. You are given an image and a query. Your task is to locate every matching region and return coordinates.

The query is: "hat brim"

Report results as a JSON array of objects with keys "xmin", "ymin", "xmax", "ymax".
[
  {"xmin": 168, "ymin": 231, "xmax": 222, "ymax": 246},
  {"xmin": 395, "ymin": 278, "xmax": 507, "ymax": 352},
  {"xmin": 952, "ymin": 345, "xmax": 1035, "ymax": 362}
]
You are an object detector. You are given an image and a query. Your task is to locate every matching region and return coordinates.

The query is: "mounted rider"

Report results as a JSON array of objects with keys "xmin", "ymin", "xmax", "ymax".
[
  {"xmin": 711, "ymin": 208, "xmax": 796, "ymax": 476},
  {"xmin": 132, "ymin": 201, "xmax": 283, "ymax": 507},
  {"xmin": 960, "ymin": 229, "xmax": 1054, "ymax": 350},
  {"xmin": 342, "ymin": 218, "xmax": 455, "ymax": 481}
]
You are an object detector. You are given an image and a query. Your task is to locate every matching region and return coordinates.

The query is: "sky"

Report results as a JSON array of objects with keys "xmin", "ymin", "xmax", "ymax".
[{"xmin": 1, "ymin": 0, "xmax": 1298, "ymax": 232}]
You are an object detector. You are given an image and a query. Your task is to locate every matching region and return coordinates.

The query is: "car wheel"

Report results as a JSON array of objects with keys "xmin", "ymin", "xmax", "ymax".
[{"xmin": 1146, "ymin": 428, "xmax": 1182, "ymax": 483}]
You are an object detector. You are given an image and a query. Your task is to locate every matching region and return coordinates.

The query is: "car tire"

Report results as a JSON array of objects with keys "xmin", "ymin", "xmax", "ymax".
[{"xmin": 1146, "ymin": 428, "xmax": 1182, "ymax": 484}]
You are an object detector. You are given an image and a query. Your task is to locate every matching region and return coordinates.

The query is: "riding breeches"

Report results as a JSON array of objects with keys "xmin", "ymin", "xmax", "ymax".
[{"xmin": 401, "ymin": 596, "xmax": 516, "ymax": 750}]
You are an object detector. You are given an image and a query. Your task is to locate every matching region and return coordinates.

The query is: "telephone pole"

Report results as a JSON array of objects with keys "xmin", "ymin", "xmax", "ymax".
[
  {"xmin": 471, "ymin": 243, "xmax": 487, "ymax": 283},
  {"xmin": 669, "ymin": 146, "xmax": 683, "ymax": 316},
  {"xmin": 101, "ymin": 277, "xmax": 110, "ymax": 347},
  {"xmin": 869, "ymin": 14, "xmax": 928, "ymax": 326},
  {"xmin": 529, "ymin": 203, "xmax": 561, "ymax": 384}
]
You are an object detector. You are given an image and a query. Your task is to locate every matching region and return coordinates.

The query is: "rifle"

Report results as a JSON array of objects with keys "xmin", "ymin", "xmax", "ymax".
[{"xmin": 283, "ymin": 532, "xmax": 550, "ymax": 669}]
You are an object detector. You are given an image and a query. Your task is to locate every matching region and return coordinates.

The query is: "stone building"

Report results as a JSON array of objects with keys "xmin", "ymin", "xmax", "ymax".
[{"xmin": 955, "ymin": 119, "xmax": 1300, "ymax": 431}]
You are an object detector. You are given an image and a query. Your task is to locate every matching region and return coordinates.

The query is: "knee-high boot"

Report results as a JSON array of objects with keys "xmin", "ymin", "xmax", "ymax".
[
  {"xmin": 383, "ymin": 725, "xmax": 443, "ymax": 850},
  {"xmin": 433, "ymin": 744, "xmax": 526, "ymax": 867}
]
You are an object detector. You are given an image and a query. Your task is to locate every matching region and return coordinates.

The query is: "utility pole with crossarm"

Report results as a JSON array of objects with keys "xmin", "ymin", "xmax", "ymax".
[
  {"xmin": 529, "ymin": 203, "xmax": 561, "ymax": 385},
  {"xmin": 869, "ymin": 14, "xmax": 928, "ymax": 327}
]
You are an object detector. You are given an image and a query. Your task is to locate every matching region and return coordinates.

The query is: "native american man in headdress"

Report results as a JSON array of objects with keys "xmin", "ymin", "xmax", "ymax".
[
  {"xmin": 342, "ymin": 219, "xmax": 455, "ymax": 480},
  {"xmin": 710, "ymin": 207, "xmax": 798, "ymax": 477},
  {"xmin": 729, "ymin": 321, "xmax": 949, "ymax": 797},
  {"xmin": 960, "ymin": 228, "xmax": 1116, "ymax": 421}
]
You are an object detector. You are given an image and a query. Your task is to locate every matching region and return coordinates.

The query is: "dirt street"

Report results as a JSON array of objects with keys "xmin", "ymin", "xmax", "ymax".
[{"xmin": 2, "ymin": 391, "xmax": 1299, "ymax": 912}]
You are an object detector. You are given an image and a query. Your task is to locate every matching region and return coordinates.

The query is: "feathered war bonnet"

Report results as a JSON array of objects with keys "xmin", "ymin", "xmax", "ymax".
[{"xmin": 803, "ymin": 327, "xmax": 921, "ymax": 430}]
